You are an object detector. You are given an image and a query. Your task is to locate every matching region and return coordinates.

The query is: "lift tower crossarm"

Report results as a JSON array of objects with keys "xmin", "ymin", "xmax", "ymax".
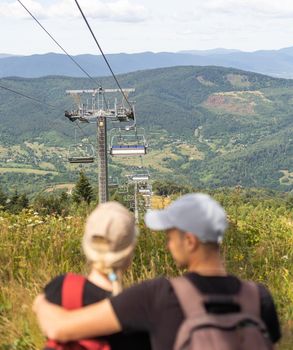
[
  {"xmin": 102, "ymin": 88, "xmax": 135, "ymax": 94},
  {"xmin": 66, "ymin": 88, "xmax": 135, "ymax": 95}
]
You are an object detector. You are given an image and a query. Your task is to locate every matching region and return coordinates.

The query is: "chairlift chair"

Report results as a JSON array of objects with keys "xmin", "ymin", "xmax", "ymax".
[
  {"xmin": 108, "ymin": 176, "xmax": 119, "ymax": 188},
  {"xmin": 109, "ymin": 131, "xmax": 148, "ymax": 157},
  {"xmin": 126, "ymin": 168, "xmax": 150, "ymax": 183},
  {"xmin": 118, "ymin": 184, "xmax": 129, "ymax": 194},
  {"xmin": 145, "ymin": 202, "xmax": 151, "ymax": 209},
  {"xmin": 138, "ymin": 183, "xmax": 152, "ymax": 194},
  {"xmin": 131, "ymin": 174, "xmax": 150, "ymax": 182},
  {"xmin": 139, "ymin": 189, "xmax": 152, "ymax": 195},
  {"xmin": 110, "ymin": 145, "xmax": 147, "ymax": 156},
  {"xmin": 68, "ymin": 143, "xmax": 95, "ymax": 164}
]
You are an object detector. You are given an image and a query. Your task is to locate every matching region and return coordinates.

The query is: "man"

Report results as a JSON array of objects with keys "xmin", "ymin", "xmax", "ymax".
[{"xmin": 34, "ymin": 193, "xmax": 281, "ymax": 350}]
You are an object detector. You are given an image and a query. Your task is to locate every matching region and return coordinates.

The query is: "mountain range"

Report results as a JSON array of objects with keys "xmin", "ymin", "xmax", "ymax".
[
  {"xmin": 1, "ymin": 65, "xmax": 293, "ymax": 193},
  {"xmin": 2, "ymin": 46, "xmax": 293, "ymax": 78}
]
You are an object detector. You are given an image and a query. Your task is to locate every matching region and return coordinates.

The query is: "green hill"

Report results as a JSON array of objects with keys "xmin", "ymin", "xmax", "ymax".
[{"xmin": 1, "ymin": 66, "xmax": 293, "ymax": 192}]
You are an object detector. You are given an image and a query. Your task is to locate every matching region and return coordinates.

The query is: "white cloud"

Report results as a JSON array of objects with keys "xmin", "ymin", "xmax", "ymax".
[
  {"xmin": 203, "ymin": 0, "xmax": 293, "ymax": 18},
  {"xmin": 172, "ymin": 0, "xmax": 293, "ymax": 22},
  {"xmin": 0, "ymin": 0, "xmax": 149, "ymax": 22},
  {"xmin": 0, "ymin": 0, "xmax": 45, "ymax": 19}
]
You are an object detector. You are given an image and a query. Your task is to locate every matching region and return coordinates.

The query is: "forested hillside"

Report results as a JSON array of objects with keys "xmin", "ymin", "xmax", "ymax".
[{"xmin": 1, "ymin": 65, "xmax": 293, "ymax": 192}]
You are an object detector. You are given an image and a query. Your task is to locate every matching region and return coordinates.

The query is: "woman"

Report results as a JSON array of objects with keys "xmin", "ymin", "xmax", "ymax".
[{"xmin": 44, "ymin": 201, "xmax": 151, "ymax": 350}]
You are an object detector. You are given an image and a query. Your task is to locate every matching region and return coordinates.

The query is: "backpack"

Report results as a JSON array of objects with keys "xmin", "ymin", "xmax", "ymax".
[
  {"xmin": 170, "ymin": 276, "xmax": 273, "ymax": 350},
  {"xmin": 45, "ymin": 273, "xmax": 111, "ymax": 350}
]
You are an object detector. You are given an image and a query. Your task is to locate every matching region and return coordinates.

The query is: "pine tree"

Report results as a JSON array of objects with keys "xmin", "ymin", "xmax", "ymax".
[
  {"xmin": 6, "ymin": 190, "xmax": 19, "ymax": 213},
  {"xmin": 18, "ymin": 193, "xmax": 29, "ymax": 209},
  {"xmin": 10, "ymin": 190, "xmax": 19, "ymax": 205},
  {"xmin": 0, "ymin": 187, "xmax": 7, "ymax": 209},
  {"xmin": 72, "ymin": 171, "xmax": 94, "ymax": 205}
]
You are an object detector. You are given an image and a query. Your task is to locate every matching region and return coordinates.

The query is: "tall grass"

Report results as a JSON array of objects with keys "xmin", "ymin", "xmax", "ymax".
[{"xmin": 0, "ymin": 191, "xmax": 292, "ymax": 349}]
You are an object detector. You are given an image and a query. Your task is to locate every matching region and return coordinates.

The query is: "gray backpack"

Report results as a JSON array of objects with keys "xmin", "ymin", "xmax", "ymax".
[{"xmin": 170, "ymin": 277, "xmax": 273, "ymax": 350}]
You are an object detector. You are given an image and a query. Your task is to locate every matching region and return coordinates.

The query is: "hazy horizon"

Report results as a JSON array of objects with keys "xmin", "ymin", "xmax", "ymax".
[{"xmin": 2, "ymin": 45, "xmax": 293, "ymax": 57}]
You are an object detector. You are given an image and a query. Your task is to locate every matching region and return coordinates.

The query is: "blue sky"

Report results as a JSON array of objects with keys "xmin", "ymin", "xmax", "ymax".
[{"xmin": 2, "ymin": 0, "xmax": 293, "ymax": 55}]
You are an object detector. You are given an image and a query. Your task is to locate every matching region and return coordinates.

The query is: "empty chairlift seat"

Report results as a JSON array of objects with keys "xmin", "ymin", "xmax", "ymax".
[
  {"xmin": 118, "ymin": 184, "xmax": 129, "ymax": 194},
  {"xmin": 68, "ymin": 157, "xmax": 94, "ymax": 164},
  {"xmin": 131, "ymin": 174, "xmax": 150, "ymax": 182},
  {"xmin": 138, "ymin": 183, "xmax": 152, "ymax": 194},
  {"xmin": 110, "ymin": 144, "xmax": 147, "ymax": 156},
  {"xmin": 68, "ymin": 144, "xmax": 95, "ymax": 164},
  {"xmin": 109, "ymin": 131, "xmax": 148, "ymax": 157},
  {"xmin": 139, "ymin": 188, "xmax": 152, "ymax": 194}
]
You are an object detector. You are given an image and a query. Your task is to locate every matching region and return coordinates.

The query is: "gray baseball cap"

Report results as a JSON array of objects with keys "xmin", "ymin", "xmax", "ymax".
[{"xmin": 145, "ymin": 193, "xmax": 228, "ymax": 243}]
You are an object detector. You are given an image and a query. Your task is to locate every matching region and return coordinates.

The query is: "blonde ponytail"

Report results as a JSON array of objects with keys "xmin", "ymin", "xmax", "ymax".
[{"xmin": 91, "ymin": 261, "xmax": 124, "ymax": 296}]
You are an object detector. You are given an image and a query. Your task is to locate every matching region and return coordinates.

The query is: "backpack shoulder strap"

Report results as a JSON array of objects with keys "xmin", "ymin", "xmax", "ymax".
[
  {"xmin": 170, "ymin": 276, "xmax": 206, "ymax": 318},
  {"xmin": 236, "ymin": 280, "xmax": 261, "ymax": 317},
  {"xmin": 62, "ymin": 273, "xmax": 86, "ymax": 310}
]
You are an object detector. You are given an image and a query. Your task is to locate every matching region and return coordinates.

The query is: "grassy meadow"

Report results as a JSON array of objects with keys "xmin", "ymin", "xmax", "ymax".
[{"xmin": 0, "ymin": 189, "xmax": 292, "ymax": 349}]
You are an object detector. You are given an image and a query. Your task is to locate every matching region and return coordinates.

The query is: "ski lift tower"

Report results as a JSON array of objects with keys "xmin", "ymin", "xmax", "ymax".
[
  {"xmin": 65, "ymin": 87, "xmax": 135, "ymax": 203},
  {"xmin": 126, "ymin": 171, "xmax": 150, "ymax": 224}
]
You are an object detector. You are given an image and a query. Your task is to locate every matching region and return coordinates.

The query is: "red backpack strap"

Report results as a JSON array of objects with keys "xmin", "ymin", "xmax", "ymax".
[
  {"xmin": 46, "ymin": 274, "xmax": 110, "ymax": 350},
  {"xmin": 62, "ymin": 273, "xmax": 86, "ymax": 309},
  {"xmin": 45, "ymin": 339, "xmax": 61, "ymax": 349},
  {"xmin": 79, "ymin": 340, "xmax": 111, "ymax": 350},
  {"xmin": 62, "ymin": 274, "xmax": 110, "ymax": 350},
  {"xmin": 170, "ymin": 276, "xmax": 206, "ymax": 317},
  {"xmin": 45, "ymin": 274, "xmax": 86, "ymax": 349}
]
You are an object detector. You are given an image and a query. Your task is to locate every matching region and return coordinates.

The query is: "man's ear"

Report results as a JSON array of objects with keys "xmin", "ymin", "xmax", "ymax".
[{"xmin": 184, "ymin": 232, "xmax": 199, "ymax": 252}]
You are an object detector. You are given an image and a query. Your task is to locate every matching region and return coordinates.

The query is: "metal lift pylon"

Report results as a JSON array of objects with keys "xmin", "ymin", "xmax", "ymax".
[
  {"xmin": 65, "ymin": 87, "xmax": 135, "ymax": 204},
  {"xmin": 98, "ymin": 115, "xmax": 108, "ymax": 203}
]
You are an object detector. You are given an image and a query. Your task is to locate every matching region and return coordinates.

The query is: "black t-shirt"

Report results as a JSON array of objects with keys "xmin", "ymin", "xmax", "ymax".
[
  {"xmin": 44, "ymin": 274, "xmax": 151, "ymax": 350},
  {"xmin": 110, "ymin": 273, "xmax": 281, "ymax": 350}
]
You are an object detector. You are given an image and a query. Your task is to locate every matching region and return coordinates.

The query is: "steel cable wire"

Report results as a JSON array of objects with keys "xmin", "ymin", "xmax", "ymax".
[
  {"xmin": 73, "ymin": 0, "xmax": 133, "ymax": 111},
  {"xmin": 17, "ymin": 0, "xmax": 102, "ymax": 88}
]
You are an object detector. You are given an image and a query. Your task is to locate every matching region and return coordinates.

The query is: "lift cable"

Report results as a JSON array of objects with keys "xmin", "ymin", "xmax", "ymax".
[
  {"xmin": 17, "ymin": 0, "xmax": 110, "ymax": 112},
  {"xmin": 0, "ymin": 76, "xmax": 97, "ymax": 160},
  {"xmin": 0, "ymin": 83, "xmax": 58, "ymax": 109},
  {"xmin": 73, "ymin": 0, "xmax": 133, "ymax": 110},
  {"xmin": 0, "ymin": 81, "xmax": 96, "ymax": 146},
  {"xmin": 17, "ymin": 0, "xmax": 102, "ymax": 88},
  {"xmin": 0, "ymin": 82, "xmax": 98, "ymax": 164}
]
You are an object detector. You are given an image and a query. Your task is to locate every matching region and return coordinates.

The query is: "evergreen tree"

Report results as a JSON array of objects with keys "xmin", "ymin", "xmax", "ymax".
[
  {"xmin": 6, "ymin": 190, "xmax": 29, "ymax": 213},
  {"xmin": 18, "ymin": 193, "xmax": 29, "ymax": 209},
  {"xmin": 0, "ymin": 187, "xmax": 7, "ymax": 209},
  {"xmin": 60, "ymin": 191, "xmax": 69, "ymax": 203},
  {"xmin": 10, "ymin": 190, "xmax": 19, "ymax": 205},
  {"xmin": 7, "ymin": 190, "xmax": 20, "ymax": 213},
  {"xmin": 72, "ymin": 171, "xmax": 94, "ymax": 205}
]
